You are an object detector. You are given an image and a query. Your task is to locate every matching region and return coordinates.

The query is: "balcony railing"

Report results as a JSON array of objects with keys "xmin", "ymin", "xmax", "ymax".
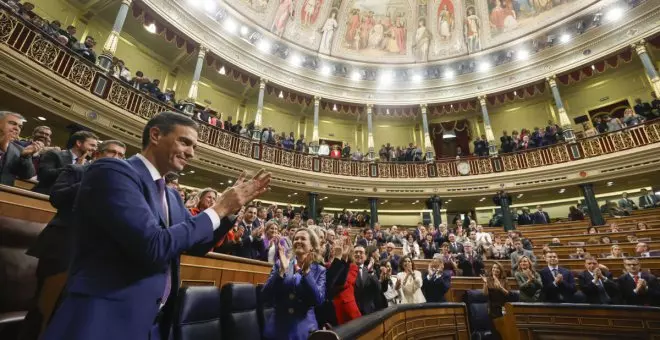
[{"xmin": 2, "ymin": 8, "xmax": 660, "ymax": 179}]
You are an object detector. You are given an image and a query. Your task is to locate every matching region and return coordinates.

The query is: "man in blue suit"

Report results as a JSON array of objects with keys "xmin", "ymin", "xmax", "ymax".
[
  {"xmin": 43, "ymin": 112, "xmax": 271, "ymax": 340},
  {"xmin": 539, "ymin": 251, "xmax": 576, "ymax": 303},
  {"xmin": 533, "ymin": 205, "xmax": 550, "ymax": 224}
]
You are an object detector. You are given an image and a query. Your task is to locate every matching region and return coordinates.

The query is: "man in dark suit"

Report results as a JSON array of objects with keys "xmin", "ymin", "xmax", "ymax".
[
  {"xmin": 638, "ymin": 188, "xmax": 660, "ymax": 209},
  {"xmin": 517, "ymin": 207, "xmax": 534, "ymax": 226},
  {"xmin": 634, "ymin": 98, "xmax": 652, "ymax": 119},
  {"xmin": 539, "ymin": 252, "xmax": 576, "ymax": 303},
  {"xmin": 447, "ymin": 234, "xmax": 464, "ymax": 254},
  {"xmin": 618, "ymin": 257, "xmax": 660, "ymax": 306},
  {"xmin": 33, "ymin": 130, "xmax": 99, "ymax": 194},
  {"xmin": 42, "ymin": 112, "xmax": 271, "ymax": 340},
  {"xmin": 21, "ymin": 140, "xmax": 126, "ymax": 340},
  {"xmin": 533, "ymin": 205, "xmax": 550, "ymax": 224},
  {"xmin": 353, "ymin": 245, "xmax": 380, "ymax": 315},
  {"xmin": 456, "ymin": 243, "xmax": 484, "ymax": 277},
  {"xmin": 356, "ymin": 228, "xmax": 378, "ymax": 248},
  {"xmin": 0, "ymin": 111, "xmax": 40, "ymax": 185},
  {"xmin": 231, "ymin": 205, "xmax": 265, "ymax": 259},
  {"xmin": 379, "ymin": 242, "xmax": 401, "ymax": 274},
  {"xmin": 577, "ymin": 256, "xmax": 620, "ymax": 304},
  {"xmin": 423, "ymin": 255, "xmax": 452, "ymax": 302}
]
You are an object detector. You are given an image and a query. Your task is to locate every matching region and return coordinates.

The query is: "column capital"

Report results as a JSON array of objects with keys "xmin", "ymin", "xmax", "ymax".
[
  {"xmin": 546, "ymin": 75, "xmax": 557, "ymax": 88},
  {"xmin": 259, "ymin": 78, "xmax": 268, "ymax": 89},
  {"xmin": 366, "ymin": 103, "xmax": 373, "ymax": 112},
  {"xmin": 477, "ymin": 95, "xmax": 487, "ymax": 106},
  {"xmin": 420, "ymin": 103, "xmax": 428, "ymax": 112},
  {"xmin": 314, "ymin": 95, "xmax": 321, "ymax": 104},
  {"xmin": 121, "ymin": 0, "xmax": 133, "ymax": 6},
  {"xmin": 198, "ymin": 45, "xmax": 208, "ymax": 56},
  {"xmin": 631, "ymin": 39, "xmax": 647, "ymax": 55}
]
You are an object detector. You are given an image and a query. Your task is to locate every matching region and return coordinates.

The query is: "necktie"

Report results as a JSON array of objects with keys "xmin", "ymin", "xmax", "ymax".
[
  {"xmin": 155, "ymin": 179, "xmax": 171, "ymax": 307},
  {"xmin": 634, "ymin": 275, "xmax": 639, "ymax": 285},
  {"xmin": 552, "ymin": 268, "xmax": 558, "ymax": 277},
  {"xmin": 540, "ymin": 212, "xmax": 547, "ymax": 223}
]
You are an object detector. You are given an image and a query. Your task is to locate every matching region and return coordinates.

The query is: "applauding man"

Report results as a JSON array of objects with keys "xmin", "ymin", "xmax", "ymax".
[
  {"xmin": 0, "ymin": 111, "xmax": 38, "ymax": 185},
  {"xmin": 43, "ymin": 112, "xmax": 271, "ymax": 340}
]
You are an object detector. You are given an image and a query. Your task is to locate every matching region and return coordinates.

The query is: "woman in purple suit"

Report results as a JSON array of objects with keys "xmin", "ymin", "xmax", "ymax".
[{"xmin": 262, "ymin": 228, "xmax": 326, "ymax": 340}]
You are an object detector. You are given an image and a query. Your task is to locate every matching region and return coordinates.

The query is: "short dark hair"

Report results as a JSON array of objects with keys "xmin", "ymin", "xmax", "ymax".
[
  {"xmin": 141, "ymin": 111, "xmax": 198, "ymax": 149},
  {"xmin": 164, "ymin": 172, "xmax": 179, "ymax": 184},
  {"xmin": 98, "ymin": 139, "xmax": 125, "ymax": 152},
  {"xmin": 70, "ymin": 130, "xmax": 98, "ymax": 147}
]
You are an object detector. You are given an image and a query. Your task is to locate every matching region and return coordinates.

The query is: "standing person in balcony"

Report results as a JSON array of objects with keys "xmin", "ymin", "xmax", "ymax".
[
  {"xmin": 639, "ymin": 188, "xmax": 660, "ymax": 208},
  {"xmin": 71, "ymin": 36, "xmax": 97, "ymax": 63},
  {"xmin": 533, "ymin": 205, "xmax": 550, "ymax": 224},
  {"xmin": 623, "ymin": 108, "xmax": 645, "ymax": 126},
  {"xmin": 262, "ymin": 229, "xmax": 326, "ymax": 340}
]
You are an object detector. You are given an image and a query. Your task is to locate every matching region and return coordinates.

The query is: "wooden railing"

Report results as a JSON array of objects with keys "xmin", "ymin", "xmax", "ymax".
[{"xmin": 2, "ymin": 8, "xmax": 660, "ymax": 179}]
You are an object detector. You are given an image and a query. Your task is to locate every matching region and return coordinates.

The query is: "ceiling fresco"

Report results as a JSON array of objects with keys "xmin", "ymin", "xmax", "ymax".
[{"xmin": 221, "ymin": 0, "xmax": 599, "ymax": 63}]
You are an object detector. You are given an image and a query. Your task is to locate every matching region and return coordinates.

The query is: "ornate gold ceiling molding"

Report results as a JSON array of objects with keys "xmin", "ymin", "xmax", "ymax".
[{"xmin": 142, "ymin": 0, "xmax": 660, "ymax": 105}]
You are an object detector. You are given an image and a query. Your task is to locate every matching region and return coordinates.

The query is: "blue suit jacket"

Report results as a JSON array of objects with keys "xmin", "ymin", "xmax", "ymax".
[
  {"xmin": 43, "ymin": 156, "xmax": 231, "ymax": 340},
  {"xmin": 539, "ymin": 266, "xmax": 576, "ymax": 303},
  {"xmin": 262, "ymin": 261, "xmax": 326, "ymax": 340}
]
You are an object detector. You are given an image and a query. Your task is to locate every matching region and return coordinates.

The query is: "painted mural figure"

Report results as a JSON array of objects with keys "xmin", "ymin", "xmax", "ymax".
[
  {"xmin": 318, "ymin": 10, "xmax": 338, "ymax": 53},
  {"xmin": 271, "ymin": 0, "xmax": 296, "ymax": 37},
  {"xmin": 345, "ymin": 8, "xmax": 361, "ymax": 48},
  {"xmin": 340, "ymin": 0, "xmax": 410, "ymax": 57},
  {"xmin": 464, "ymin": 6, "xmax": 480, "ymax": 52},
  {"xmin": 413, "ymin": 18, "xmax": 431, "ymax": 62},
  {"xmin": 437, "ymin": 0, "xmax": 454, "ymax": 41},
  {"xmin": 301, "ymin": 0, "xmax": 323, "ymax": 26},
  {"xmin": 489, "ymin": 0, "xmax": 517, "ymax": 32}
]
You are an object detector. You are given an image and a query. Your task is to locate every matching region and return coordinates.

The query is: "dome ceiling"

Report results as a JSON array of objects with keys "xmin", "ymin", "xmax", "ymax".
[{"xmin": 224, "ymin": 0, "xmax": 597, "ymax": 64}]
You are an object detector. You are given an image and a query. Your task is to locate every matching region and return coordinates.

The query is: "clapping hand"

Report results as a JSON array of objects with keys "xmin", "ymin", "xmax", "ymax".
[
  {"xmin": 278, "ymin": 246, "xmax": 291, "ymax": 276},
  {"xmin": 251, "ymin": 226, "xmax": 263, "ymax": 239},
  {"xmin": 20, "ymin": 141, "xmax": 44, "ymax": 157},
  {"xmin": 555, "ymin": 273, "xmax": 563, "ymax": 284},
  {"xmin": 214, "ymin": 169, "xmax": 271, "ymax": 217},
  {"xmin": 427, "ymin": 263, "xmax": 436, "ymax": 277}
]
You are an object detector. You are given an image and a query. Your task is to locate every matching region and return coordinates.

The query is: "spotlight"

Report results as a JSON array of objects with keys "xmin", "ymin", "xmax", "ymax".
[
  {"xmin": 605, "ymin": 7, "xmax": 623, "ymax": 22},
  {"xmin": 517, "ymin": 50, "xmax": 529, "ymax": 60},
  {"xmin": 412, "ymin": 73, "xmax": 422, "ymax": 83},
  {"xmin": 332, "ymin": 103, "xmax": 338, "ymax": 111},
  {"xmin": 289, "ymin": 54, "xmax": 302, "ymax": 67},
  {"xmin": 560, "ymin": 34, "xmax": 571, "ymax": 44},
  {"xmin": 203, "ymin": 0, "xmax": 216, "ymax": 13},
  {"xmin": 517, "ymin": 193, "xmax": 524, "ymax": 198},
  {"xmin": 320, "ymin": 65, "xmax": 331, "ymax": 76},
  {"xmin": 478, "ymin": 61, "xmax": 491, "ymax": 72},
  {"xmin": 278, "ymin": 91, "xmax": 284, "ymax": 99},
  {"xmin": 218, "ymin": 66, "xmax": 226, "ymax": 75},
  {"xmin": 227, "ymin": 180, "xmax": 232, "ymax": 183},
  {"xmin": 223, "ymin": 18, "xmax": 237, "ymax": 34},
  {"xmin": 144, "ymin": 23, "xmax": 157, "ymax": 34},
  {"xmin": 257, "ymin": 40, "xmax": 271, "ymax": 53},
  {"xmin": 240, "ymin": 25, "xmax": 249, "ymax": 36},
  {"xmin": 444, "ymin": 69, "xmax": 455, "ymax": 79},
  {"xmin": 188, "ymin": 0, "xmax": 202, "ymax": 8},
  {"xmin": 606, "ymin": 181, "xmax": 614, "ymax": 186},
  {"xmin": 380, "ymin": 71, "xmax": 393, "ymax": 84},
  {"xmin": 37, "ymin": 116, "xmax": 46, "ymax": 121},
  {"xmin": 559, "ymin": 188, "xmax": 566, "ymax": 194},
  {"xmin": 351, "ymin": 71, "xmax": 361, "ymax": 81}
]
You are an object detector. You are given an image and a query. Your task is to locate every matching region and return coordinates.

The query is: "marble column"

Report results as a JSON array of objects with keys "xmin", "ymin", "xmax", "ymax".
[
  {"xmin": 632, "ymin": 40, "xmax": 660, "ymax": 97},
  {"xmin": 546, "ymin": 75, "xmax": 576, "ymax": 143},
  {"xmin": 183, "ymin": 45, "xmax": 207, "ymax": 116},
  {"xmin": 369, "ymin": 197, "xmax": 378, "ymax": 228},
  {"xmin": 429, "ymin": 195, "xmax": 442, "ymax": 228},
  {"xmin": 478, "ymin": 95, "xmax": 498, "ymax": 156},
  {"xmin": 98, "ymin": 0, "xmax": 132, "ymax": 70},
  {"xmin": 308, "ymin": 192, "xmax": 318, "ymax": 222},
  {"xmin": 310, "ymin": 96, "xmax": 320, "ymax": 154},
  {"xmin": 252, "ymin": 78, "xmax": 267, "ymax": 140},
  {"xmin": 420, "ymin": 104, "xmax": 434, "ymax": 161},
  {"xmin": 579, "ymin": 183, "xmax": 605, "ymax": 227},
  {"xmin": 366, "ymin": 104, "xmax": 375, "ymax": 160}
]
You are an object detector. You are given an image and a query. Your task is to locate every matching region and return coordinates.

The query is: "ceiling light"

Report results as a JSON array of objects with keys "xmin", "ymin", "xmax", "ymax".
[
  {"xmin": 218, "ymin": 66, "xmax": 226, "ymax": 75},
  {"xmin": 517, "ymin": 50, "xmax": 529, "ymax": 60},
  {"xmin": 223, "ymin": 18, "xmax": 237, "ymax": 34},
  {"xmin": 180, "ymin": 173, "xmax": 186, "ymax": 176},
  {"xmin": 289, "ymin": 54, "xmax": 302, "ymax": 67},
  {"xmin": 278, "ymin": 91, "xmax": 284, "ymax": 99},
  {"xmin": 37, "ymin": 116, "xmax": 46, "ymax": 121},
  {"xmin": 351, "ymin": 71, "xmax": 361, "ymax": 81},
  {"xmin": 513, "ymin": 91, "xmax": 517, "ymax": 96},
  {"xmin": 517, "ymin": 193, "xmax": 524, "ymax": 198},
  {"xmin": 478, "ymin": 61, "xmax": 491, "ymax": 72},
  {"xmin": 144, "ymin": 23, "xmax": 157, "ymax": 34},
  {"xmin": 386, "ymin": 109, "xmax": 390, "ymax": 115},
  {"xmin": 479, "ymin": 197, "xmax": 486, "ymax": 202},
  {"xmin": 591, "ymin": 64, "xmax": 595, "ymax": 70},
  {"xmin": 560, "ymin": 34, "xmax": 571, "ymax": 44},
  {"xmin": 444, "ymin": 69, "xmax": 455, "ymax": 79},
  {"xmin": 559, "ymin": 188, "xmax": 566, "ymax": 194},
  {"xmin": 444, "ymin": 201, "xmax": 449, "ymax": 204},
  {"xmin": 447, "ymin": 199, "xmax": 452, "ymax": 202},
  {"xmin": 203, "ymin": 0, "xmax": 216, "ymax": 12},
  {"xmin": 188, "ymin": 0, "xmax": 202, "ymax": 9},
  {"xmin": 412, "ymin": 73, "xmax": 422, "ymax": 83},
  {"xmin": 442, "ymin": 131, "xmax": 456, "ymax": 139},
  {"xmin": 332, "ymin": 103, "xmax": 338, "ymax": 111},
  {"xmin": 320, "ymin": 65, "xmax": 331, "ymax": 76},
  {"xmin": 605, "ymin": 7, "xmax": 623, "ymax": 22},
  {"xmin": 380, "ymin": 71, "xmax": 393, "ymax": 84},
  {"xmin": 415, "ymin": 200, "xmax": 419, "ymax": 203},
  {"xmin": 240, "ymin": 25, "xmax": 249, "ymax": 36},
  {"xmin": 257, "ymin": 40, "xmax": 271, "ymax": 53},
  {"xmin": 189, "ymin": 170, "xmax": 195, "ymax": 174},
  {"xmin": 227, "ymin": 180, "xmax": 232, "ymax": 183},
  {"xmin": 607, "ymin": 181, "xmax": 614, "ymax": 186},
  {"xmin": 293, "ymin": 192, "xmax": 298, "ymax": 195},
  {"xmin": 323, "ymin": 196, "xmax": 328, "ymax": 199},
  {"xmin": 288, "ymin": 195, "xmax": 291, "ymax": 198}
]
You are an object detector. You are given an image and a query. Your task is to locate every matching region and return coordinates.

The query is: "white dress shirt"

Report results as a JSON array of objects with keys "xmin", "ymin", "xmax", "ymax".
[{"xmin": 136, "ymin": 153, "xmax": 221, "ymax": 229}]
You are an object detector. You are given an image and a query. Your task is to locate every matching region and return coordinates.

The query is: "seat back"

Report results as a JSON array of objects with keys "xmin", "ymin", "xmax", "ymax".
[
  {"xmin": 220, "ymin": 283, "xmax": 261, "ymax": 340},
  {"xmin": 172, "ymin": 286, "xmax": 222, "ymax": 340},
  {"xmin": 463, "ymin": 290, "xmax": 492, "ymax": 338},
  {"xmin": 255, "ymin": 284, "xmax": 273, "ymax": 339}
]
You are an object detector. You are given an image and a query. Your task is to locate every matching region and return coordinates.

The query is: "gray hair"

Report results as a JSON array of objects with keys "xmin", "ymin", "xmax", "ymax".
[
  {"xmin": 0, "ymin": 111, "xmax": 25, "ymax": 122},
  {"xmin": 98, "ymin": 139, "xmax": 126, "ymax": 153}
]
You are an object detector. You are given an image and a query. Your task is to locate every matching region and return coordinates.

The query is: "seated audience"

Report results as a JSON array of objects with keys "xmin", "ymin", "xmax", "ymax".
[
  {"xmin": 600, "ymin": 235, "xmax": 612, "ymax": 244},
  {"xmin": 635, "ymin": 242, "xmax": 651, "ymax": 257},
  {"xmin": 636, "ymin": 222, "xmax": 649, "ymax": 231},
  {"xmin": 587, "ymin": 226, "xmax": 599, "ymax": 234},
  {"xmin": 539, "ymin": 251, "xmax": 576, "ymax": 303},
  {"xmin": 514, "ymin": 256, "xmax": 542, "ymax": 302},
  {"xmin": 618, "ymin": 257, "xmax": 660, "ymax": 306},
  {"xmin": 568, "ymin": 206, "xmax": 585, "ymax": 221},
  {"xmin": 71, "ymin": 35, "xmax": 97, "ymax": 63},
  {"xmin": 457, "ymin": 242, "xmax": 485, "ymax": 277},
  {"xmin": 609, "ymin": 223, "xmax": 621, "ymax": 233},
  {"xmin": 606, "ymin": 244, "xmax": 624, "ymax": 259},
  {"xmin": 187, "ymin": 188, "xmax": 217, "ymax": 216},
  {"xmin": 639, "ymin": 188, "xmax": 660, "ymax": 208},
  {"xmin": 578, "ymin": 256, "xmax": 619, "ymax": 304},
  {"xmin": 618, "ymin": 192, "xmax": 638, "ymax": 212},
  {"xmin": 601, "ymin": 200, "xmax": 629, "ymax": 217},
  {"xmin": 379, "ymin": 242, "xmax": 401, "ymax": 274},
  {"xmin": 0, "ymin": 111, "xmax": 39, "ymax": 185},
  {"xmin": 533, "ymin": 205, "xmax": 550, "ymax": 224},
  {"xmin": 353, "ymin": 246, "xmax": 380, "ymax": 316},
  {"xmin": 262, "ymin": 229, "xmax": 325, "ymax": 340},
  {"xmin": 510, "ymin": 237, "xmax": 536, "ymax": 272},
  {"xmin": 517, "ymin": 207, "xmax": 534, "ymax": 225},
  {"xmin": 573, "ymin": 246, "xmax": 588, "ymax": 260},
  {"xmin": 549, "ymin": 237, "xmax": 562, "ymax": 247},
  {"xmin": 422, "ymin": 254, "xmax": 451, "ymax": 303},
  {"xmin": 489, "ymin": 236, "xmax": 509, "ymax": 260},
  {"xmin": 356, "ymin": 228, "xmax": 378, "ymax": 248},
  {"xmin": 395, "ymin": 256, "xmax": 425, "ymax": 304}
]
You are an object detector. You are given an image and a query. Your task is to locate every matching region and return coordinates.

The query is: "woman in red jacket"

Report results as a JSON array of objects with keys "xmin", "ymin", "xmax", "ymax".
[{"xmin": 330, "ymin": 239, "xmax": 361, "ymax": 325}]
